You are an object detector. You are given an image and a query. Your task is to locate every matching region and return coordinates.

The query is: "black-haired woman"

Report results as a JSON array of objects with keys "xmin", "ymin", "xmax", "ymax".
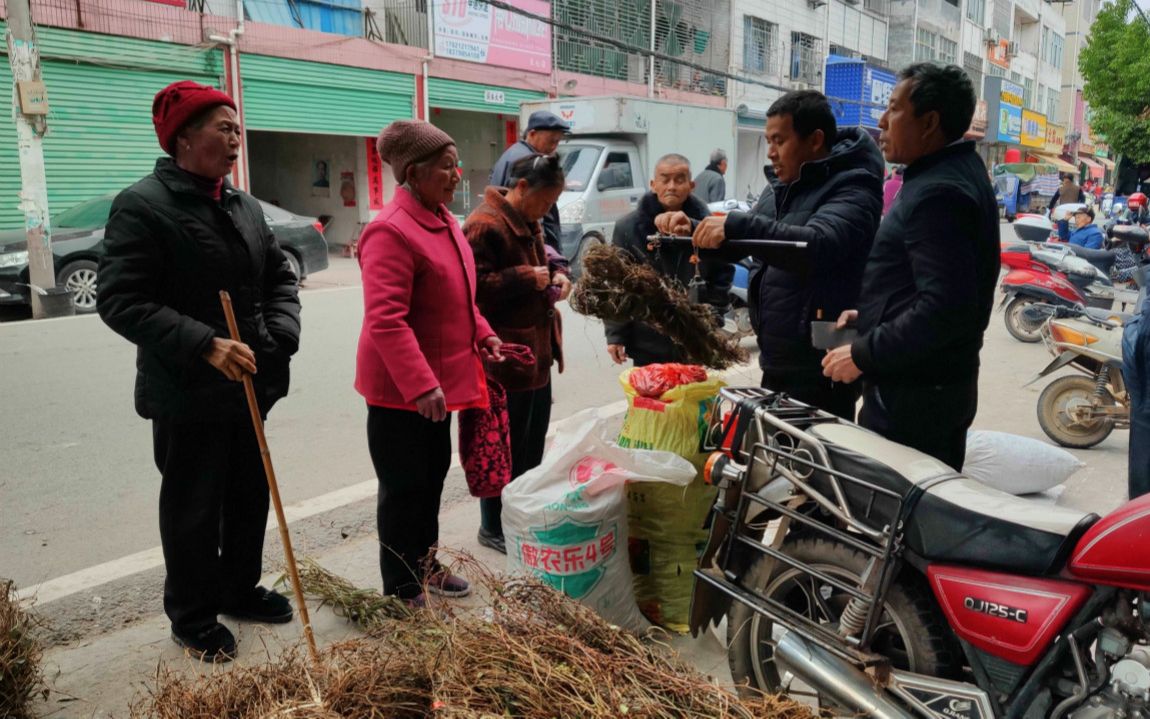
[{"xmin": 464, "ymin": 154, "xmax": 569, "ymax": 553}]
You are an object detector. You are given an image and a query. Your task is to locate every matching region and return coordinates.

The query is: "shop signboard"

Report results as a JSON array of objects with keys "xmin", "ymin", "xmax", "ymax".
[
  {"xmin": 967, "ymin": 100, "xmax": 988, "ymax": 139},
  {"xmin": 1045, "ymin": 123, "xmax": 1066, "ymax": 155},
  {"xmin": 823, "ymin": 58, "xmax": 896, "ymax": 129},
  {"xmin": 984, "ymin": 77, "xmax": 1023, "ymax": 145},
  {"xmin": 1021, "ymin": 109, "xmax": 1046, "ymax": 148},
  {"xmin": 987, "ymin": 39, "xmax": 1010, "ymax": 69},
  {"xmin": 434, "ymin": 0, "xmax": 552, "ymax": 74}
]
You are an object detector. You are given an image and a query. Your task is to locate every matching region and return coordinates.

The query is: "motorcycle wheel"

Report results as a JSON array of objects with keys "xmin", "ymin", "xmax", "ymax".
[
  {"xmin": 1037, "ymin": 375, "xmax": 1116, "ymax": 448},
  {"xmin": 1004, "ymin": 296, "xmax": 1045, "ymax": 343},
  {"xmin": 727, "ymin": 537, "xmax": 958, "ymax": 702}
]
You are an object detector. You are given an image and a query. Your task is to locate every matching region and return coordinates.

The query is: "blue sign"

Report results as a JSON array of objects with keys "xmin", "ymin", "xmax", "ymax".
[
  {"xmin": 824, "ymin": 57, "xmax": 897, "ymax": 130},
  {"xmin": 998, "ymin": 104, "xmax": 1022, "ymax": 144}
]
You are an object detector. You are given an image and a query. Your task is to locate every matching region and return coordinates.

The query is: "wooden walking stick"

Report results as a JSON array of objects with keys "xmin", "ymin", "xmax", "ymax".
[{"xmin": 219, "ymin": 290, "xmax": 319, "ymax": 663}]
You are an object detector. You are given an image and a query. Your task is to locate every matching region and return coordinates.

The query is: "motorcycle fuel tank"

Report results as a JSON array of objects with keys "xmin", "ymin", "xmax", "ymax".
[
  {"xmin": 927, "ymin": 565, "xmax": 1092, "ymax": 666},
  {"xmin": 1069, "ymin": 494, "xmax": 1150, "ymax": 590}
]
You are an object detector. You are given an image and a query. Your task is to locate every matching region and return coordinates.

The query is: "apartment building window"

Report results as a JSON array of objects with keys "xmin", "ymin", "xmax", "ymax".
[
  {"xmin": 1048, "ymin": 94, "xmax": 1059, "ymax": 122},
  {"xmin": 963, "ymin": 51, "xmax": 983, "ymax": 96},
  {"xmin": 1049, "ymin": 33, "xmax": 1064, "ymax": 69},
  {"xmin": 1023, "ymin": 78, "xmax": 1034, "ymax": 109},
  {"xmin": 987, "ymin": 63, "xmax": 1005, "ymax": 78},
  {"xmin": 1040, "ymin": 27, "xmax": 1050, "ymax": 63},
  {"xmin": 966, "ymin": 0, "xmax": 986, "ymax": 25},
  {"xmin": 915, "ymin": 27, "xmax": 937, "ymax": 62},
  {"xmin": 863, "ymin": 0, "xmax": 888, "ymax": 13},
  {"xmin": 790, "ymin": 32, "xmax": 821, "ymax": 85},
  {"xmin": 1036, "ymin": 84, "xmax": 1045, "ymax": 113},
  {"xmin": 939, "ymin": 37, "xmax": 958, "ymax": 65},
  {"xmin": 829, "ymin": 44, "xmax": 858, "ymax": 59},
  {"xmin": 743, "ymin": 15, "xmax": 779, "ymax": 75}
]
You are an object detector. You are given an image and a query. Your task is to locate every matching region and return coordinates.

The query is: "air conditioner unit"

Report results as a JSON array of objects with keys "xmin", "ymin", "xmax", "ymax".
[
  {"xmin": 984, "ymin": 28, "xmax": 1000, "ymax": 44},
  {"xmin": 1006, "ymin": 41, "xmax": 1019, "ymax": 56}
]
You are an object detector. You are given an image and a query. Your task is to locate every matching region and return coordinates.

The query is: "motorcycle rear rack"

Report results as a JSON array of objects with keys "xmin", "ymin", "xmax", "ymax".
[{"xmin": 698, "ymin": 388, "xmax": 907, "ymax": 663}]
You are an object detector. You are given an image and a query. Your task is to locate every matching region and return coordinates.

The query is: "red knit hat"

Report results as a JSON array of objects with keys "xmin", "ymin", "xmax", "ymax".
[{"xmin": 152, "ymin": 81, "xmax": 237, "ymax": 156}]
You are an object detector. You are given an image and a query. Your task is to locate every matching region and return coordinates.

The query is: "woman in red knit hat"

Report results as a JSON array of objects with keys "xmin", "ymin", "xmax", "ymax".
[
  {"xmin": 97, "ymin": 80, "xmax": 301, "ymax": 663},
  {"xmin": 356, "ymin": 120, "xmax": 504, "ymax": 605}
]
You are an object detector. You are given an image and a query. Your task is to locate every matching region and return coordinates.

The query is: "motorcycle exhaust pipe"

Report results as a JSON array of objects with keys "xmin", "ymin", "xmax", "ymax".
[{"xmin": 773, "ymin": 629, "xmax": 915, "ymax": 719}]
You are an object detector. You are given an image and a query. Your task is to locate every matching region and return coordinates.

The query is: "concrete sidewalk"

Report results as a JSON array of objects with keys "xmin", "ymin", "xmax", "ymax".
[{"xmin": 35, "ymin": 498, "xmax": 732, "ymax": 718}]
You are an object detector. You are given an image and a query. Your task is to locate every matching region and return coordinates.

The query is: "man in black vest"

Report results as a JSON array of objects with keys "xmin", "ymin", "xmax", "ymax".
[{"xmin": 822, "ymin": 64, "xmax": 1000, "ymax": 470}]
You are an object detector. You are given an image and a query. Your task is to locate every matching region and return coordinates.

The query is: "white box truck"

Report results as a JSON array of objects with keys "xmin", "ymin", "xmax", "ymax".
[{"xmin": 519, "ymin": 96, "xmax": 739, "ymax": 273}]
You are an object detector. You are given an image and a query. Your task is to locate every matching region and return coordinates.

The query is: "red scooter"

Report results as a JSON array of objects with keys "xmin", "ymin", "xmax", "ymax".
[
  {"xmin": 999, "ymin": 241, "xmax": 1117, "ymax": 342},
  {"xmin": 691, "ymin": 389, "xmax": 1150, "ymax": 719}
]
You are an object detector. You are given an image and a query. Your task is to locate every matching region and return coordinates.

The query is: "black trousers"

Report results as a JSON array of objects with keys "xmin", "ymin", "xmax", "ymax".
[
  {"xmin": 480, "ymin": 382, "xmax": 553, "ymax": 536},
  {"xmin": 152, "ymin": 417, "xmax": 270, "ymax": 634},
  {"xmin": 761, "ymin": 370, "xmax": 860, "ymax": 421},
  {"xmin": 858, "ymin": 379, "xmax": 979, "ymax": 471},
  {"xmin": 367, "ymin": 405, "xmax": 452, "ymax": 599}
]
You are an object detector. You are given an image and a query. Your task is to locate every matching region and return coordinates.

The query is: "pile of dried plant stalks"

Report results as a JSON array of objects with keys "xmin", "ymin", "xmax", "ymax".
[
  {"xmin": 131, "ymin": 558, "xmax": 812, "ymax": 719},
  {"xmin": 571, "ymin": 243, "xmax": 749, "ymax": 370},
  {"xmin": 0, "ymin": 580, "xmax": 47, "ymax": 719}
]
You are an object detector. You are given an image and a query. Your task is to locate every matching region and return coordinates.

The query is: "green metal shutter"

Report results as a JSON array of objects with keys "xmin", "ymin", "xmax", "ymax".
[
  {"xmin": 428, "ymin": 78, "xmax": 547, "ymax": 114},
  {"xmin": 241, "ymin": 54, "xmax": 414, "ymax": 136},
  {"xmin": 0, "ymin": 24, "xmax": 223, "ymax": 229}
]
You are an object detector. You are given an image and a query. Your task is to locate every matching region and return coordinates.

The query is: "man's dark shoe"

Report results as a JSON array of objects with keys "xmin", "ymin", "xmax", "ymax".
[
  {"xmin": 477, "ymin": 527, "xmax": 507, "ymax": 555},
  {"xmin": 221, "ymin": 586, "xmax": 294, "ymax": 624},
  {"xmin": 171, "ymin": 622, "xmax": 237, "ymax": 663}
]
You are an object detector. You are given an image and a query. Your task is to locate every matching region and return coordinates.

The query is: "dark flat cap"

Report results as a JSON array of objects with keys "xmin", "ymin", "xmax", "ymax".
[{"xmin": 526, "ymin": 110, "xmax": 570, "ymax": 132}]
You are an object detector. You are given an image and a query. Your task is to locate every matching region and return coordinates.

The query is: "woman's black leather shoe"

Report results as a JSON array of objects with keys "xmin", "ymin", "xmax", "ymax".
[
  {"xmin": 221, "ymin": 586, "xmax": 294, "ymax": 624},
  {"xmin": 171, "ymin": 622, "xmax": 237, "ymax": 663},
  {"xmin": 477, "ymin": 527, "xmax": 507, "ymax": 555}
]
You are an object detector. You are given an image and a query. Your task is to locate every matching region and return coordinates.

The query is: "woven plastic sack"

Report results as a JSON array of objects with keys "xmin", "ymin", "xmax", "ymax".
[
  {"xmin": 617, "ymin": 368, "xmax": 725, "ymax": 631},
  {"xmin": 502, "ymin": 409, "xmax": 696, "ymax": 633},
  {"xmin": 964, "ymin": 430, "xmax": 1085, "ymax": 495}
]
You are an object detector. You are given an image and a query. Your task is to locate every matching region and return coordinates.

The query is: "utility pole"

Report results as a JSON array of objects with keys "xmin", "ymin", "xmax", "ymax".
[{"xmin": 5, "ymin": 0, "xmax": 59, "ymax": 319}]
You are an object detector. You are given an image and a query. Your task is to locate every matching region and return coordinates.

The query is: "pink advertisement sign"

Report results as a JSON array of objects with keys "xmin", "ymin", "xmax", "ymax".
[{"xmin": 434, "ymin": 0, "xmax": 552, "ymax": 74}]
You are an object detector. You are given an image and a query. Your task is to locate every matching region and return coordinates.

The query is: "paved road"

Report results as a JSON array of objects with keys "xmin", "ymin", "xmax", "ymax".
[{"xmin": 0, "ymin": 227, "xmax": 1132, "ymax": 643}]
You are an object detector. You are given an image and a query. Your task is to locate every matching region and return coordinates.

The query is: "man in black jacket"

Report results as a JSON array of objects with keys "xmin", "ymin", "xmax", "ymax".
[
  {"xmin": 605, "ymin": 154, "xmax": 733, "ymax": 366},
  {"xmin": 660, "ymin": 90, "xmax": 883, "ymax": 418},
  {"xmin": 98, "ymin": 82, "xmax": 301, "ymax": 662},
  {"xmin": 822, "ymin": 63, "xmax": 999, "ymax": 470}
]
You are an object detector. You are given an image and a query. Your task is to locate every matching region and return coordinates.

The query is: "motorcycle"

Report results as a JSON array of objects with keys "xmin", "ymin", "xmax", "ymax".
[
  {"xmin": 1029, "ymin": 227, "xmax": 1150, "ymax": 448},
  {"xmin": 999, "ymin": 242, "xmax": 1118, "ymax": 342},
  {"xmin": 1030, "ymin": 305, "xmax": 1130, "ymax": 448},
  {"xmin": 690, "ymin": 387, "xmax": 1150, "ymax": 718}
]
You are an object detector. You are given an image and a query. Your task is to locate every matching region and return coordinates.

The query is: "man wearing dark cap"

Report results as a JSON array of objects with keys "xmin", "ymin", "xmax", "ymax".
[
  {"xmin": 98, "ymin": 80, "xmax": 301, "ymax": 662},
  {"xmin": 1069, "ymin": 206, "xmax": 1104, "ymax": 249},
  {"xmin": 489, "ymin": 110, "xmax": 569, "ymax": 253}
]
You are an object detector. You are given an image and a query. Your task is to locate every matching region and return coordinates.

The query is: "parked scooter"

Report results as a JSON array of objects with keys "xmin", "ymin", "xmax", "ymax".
[
  {"xmin": 1030, "ymin": 227, "xmax": 1150, "ymax": 447},
  {"xmin": 691, "ymin": 387, "xmax": 1150, "ymax": 717},
  {"xmin": 1030, "ymin": 304, "xmax": 1130, "ymax": 448},
  {"xmin": 999, "ymin": 242, "xmax": 1118, "ymax": 342}
]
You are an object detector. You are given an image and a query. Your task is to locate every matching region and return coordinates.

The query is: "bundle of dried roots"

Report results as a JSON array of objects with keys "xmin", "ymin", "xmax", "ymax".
[
  {"xmin": 0, "ymin": 580, "xmax": 47, "ymax": 719},
  {"xmin": 132, "ymin": 560, "xmax": 812, "ymax": 719},
  {"xmin": 570, "ymin": 243, "xmax": 748, "ymax": 370}
]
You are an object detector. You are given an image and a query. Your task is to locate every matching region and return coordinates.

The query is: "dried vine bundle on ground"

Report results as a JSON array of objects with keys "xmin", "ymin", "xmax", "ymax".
[
  {"xmin": 570, "ymin": 243, "xmax": 749, "ymax": 370},
  {"xmin": 131, "ymin": 560, "xmax": 812, "ymax": 719},
  {"xmin": 0, "ymin": 580, "xmax": 47, "ymax": 719}
]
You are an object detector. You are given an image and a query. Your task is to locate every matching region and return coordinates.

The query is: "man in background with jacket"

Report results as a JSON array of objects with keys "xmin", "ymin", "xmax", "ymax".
[
  {"xmin": 822, "ymin": 63, "xmax": 1000, "ymax": 470},
  {"xmin": 490, "ymin": 111, "xmax": 569, "ymax": 253},
  {"xmin": 693, "ymin": 149, "xmax": 728, "ymax": 203},
  {"xmin": 606, "ymin": 154, "xmax": 733, "ymax": 366},
  {"xmin": 661, "ymin": 90, "xmax": 884, "ymax": 419}
]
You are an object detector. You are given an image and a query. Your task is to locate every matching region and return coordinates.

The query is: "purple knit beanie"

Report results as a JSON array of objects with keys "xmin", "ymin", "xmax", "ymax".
[{"xmin": 376, "ymin": 120, "xmax": 456, "ymax": 183}]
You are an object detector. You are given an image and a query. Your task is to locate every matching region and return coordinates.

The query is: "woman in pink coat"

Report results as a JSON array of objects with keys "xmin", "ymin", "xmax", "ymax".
[{"xmin": 356, "ymin": 120, "xmax": 503, "ymax": 605}]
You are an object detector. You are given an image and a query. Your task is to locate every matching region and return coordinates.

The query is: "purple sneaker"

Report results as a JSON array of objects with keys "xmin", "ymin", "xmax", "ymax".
[{"xmin": 424, "ymin": 566, "xmax": 470, "ymax": 598}]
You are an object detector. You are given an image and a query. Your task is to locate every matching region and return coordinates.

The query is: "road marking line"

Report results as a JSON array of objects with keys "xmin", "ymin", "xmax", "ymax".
[{"xmin": 17, "ymin": 399, "xmax": 630, "ymax": 606}]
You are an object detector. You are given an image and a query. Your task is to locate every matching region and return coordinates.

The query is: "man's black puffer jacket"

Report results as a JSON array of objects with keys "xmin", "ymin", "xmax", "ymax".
[
  {"xmin": 723, "ymin": 128, "xmax": 883, "ymax": 378},
  {"xmin": 98, "ymin": 157, "xmax": 301, "ymax": 420}
]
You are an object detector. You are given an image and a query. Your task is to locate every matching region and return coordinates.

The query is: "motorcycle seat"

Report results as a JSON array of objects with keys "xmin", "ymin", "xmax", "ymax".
[
  {"xmin": 1064, "ymin": 245, "xmax": 1117, "ymax": 275},
  {"xmin": 807, "ymin": 423, "xmax": 1098, "ymax": 576}
]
